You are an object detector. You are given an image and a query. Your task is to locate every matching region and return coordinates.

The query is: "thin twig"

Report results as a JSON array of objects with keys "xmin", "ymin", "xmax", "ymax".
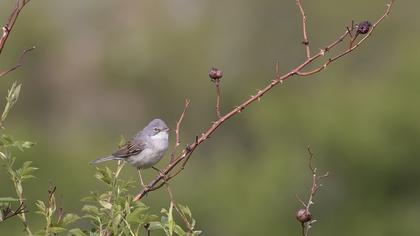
[
  {"xmin": 0, "ymin": 46, "xmax": 35, "ymax": 78},
  {"xmin": 215, "ymin": 80, "xmax": 222, "ymax": 118},
  {"xmin": 170, "ymin": 99, "xmax": 191, "ymax": 162},
  {"xmin": 296, "ymin": 0, "xmax": 311, "ymax": 59},
  {"xmin": 133, "ymin": 0, "xmax": 395, "ymax": 201}
]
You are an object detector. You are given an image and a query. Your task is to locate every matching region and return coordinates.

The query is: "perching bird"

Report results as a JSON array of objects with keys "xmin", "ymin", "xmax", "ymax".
[{"xmin": 90, "ymin": 118, "xmax": 169, "ymax": 186}]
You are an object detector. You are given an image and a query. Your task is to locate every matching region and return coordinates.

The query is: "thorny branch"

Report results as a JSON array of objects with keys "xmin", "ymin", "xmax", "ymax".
[
  {"xmin": 133, "ymin": 0, "xmax": 395, "ymax": 201},
  {"xmin": 295, "ymin": 147, "xmax": 329, "ymax": 236}
]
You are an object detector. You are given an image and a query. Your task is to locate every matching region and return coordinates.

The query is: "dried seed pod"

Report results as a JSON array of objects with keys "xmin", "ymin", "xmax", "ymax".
[
  {"xmin": 356, "ymin": 21, "xmax": 372, "ymax": 34},
  {"xmin": 209, "ymin": 67, "xmax": 223, "ymax": 81},
  {"xmin": 296, "ymin": 208, "xmax": 312, "ymax": 223}
]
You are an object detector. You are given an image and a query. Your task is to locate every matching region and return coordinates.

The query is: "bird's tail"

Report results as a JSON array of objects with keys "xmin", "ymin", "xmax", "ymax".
[{"xmin": 90, "ymin": 156, "xmax": 122, "ymax": 165}]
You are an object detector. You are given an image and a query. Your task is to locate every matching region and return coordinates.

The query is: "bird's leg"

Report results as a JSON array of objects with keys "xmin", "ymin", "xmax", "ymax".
[
  {"xmin": 152, "ymin": 166, "xmax": 168, "ymax": 182},
  {"xmin": 137, "ymin": 169, "xmax": 149, "ymax": 190}
]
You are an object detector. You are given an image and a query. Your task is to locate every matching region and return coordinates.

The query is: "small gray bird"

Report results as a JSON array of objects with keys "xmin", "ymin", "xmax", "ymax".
[{"xmin": 90, "ymin": 119, "xmax": 169, "ymax": 186}]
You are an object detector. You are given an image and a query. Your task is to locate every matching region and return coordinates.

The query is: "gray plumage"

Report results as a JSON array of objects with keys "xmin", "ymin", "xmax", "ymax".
[{"xmin": 90, "ymin": 119, "xmax": 169, "ymax": 169}]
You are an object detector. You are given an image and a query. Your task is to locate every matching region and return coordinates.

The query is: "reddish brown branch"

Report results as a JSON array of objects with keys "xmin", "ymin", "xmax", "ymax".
[
  {"xmin": 296, "ymin": 0, "xmax": 310, "ymax": 59},
  {"xmin": 0, "ymin": 46, "xmax": 35, "ymax": 78},
  {"xmin": 133, "ymin": 0, "xmax": 395, "ymax": 201},
  {"xmin": 0, "ymin": 0, "xmax": 31, "ymax": 55}
]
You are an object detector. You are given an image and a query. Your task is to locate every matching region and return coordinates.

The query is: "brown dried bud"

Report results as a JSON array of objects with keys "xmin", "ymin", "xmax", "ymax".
[
  {"xmin": 356, "ymin": 21, "xmax": 372, "ymax": 35},
  {"xmin": 209, "ymin": 67, "xmax": 223, "ymax": 81},
  {"xmin": 296, "ymin": 209, "xmax": 312, "ymax": 223}
]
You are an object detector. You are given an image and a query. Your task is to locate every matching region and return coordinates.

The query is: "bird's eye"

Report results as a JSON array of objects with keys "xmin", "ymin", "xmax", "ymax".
[{"xmin": 153, "ymin": 127, "xmax": 160, "ymax": 132}]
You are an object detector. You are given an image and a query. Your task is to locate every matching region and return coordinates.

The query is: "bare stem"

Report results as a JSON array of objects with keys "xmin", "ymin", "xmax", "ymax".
[
  {"xmin": 215, "ymin": 80, "xmax": 222, "ymax": 118},
  {"xmin": 0, "ymin": 46, "xmax": 35, "ymax": 78},
  {"xmin": 296, "ymin": 0, "xmax": 311, "ymax": 59},
  {"xmin": 170, "ymin": 99, "xmax": 191, "ymax": 162}
]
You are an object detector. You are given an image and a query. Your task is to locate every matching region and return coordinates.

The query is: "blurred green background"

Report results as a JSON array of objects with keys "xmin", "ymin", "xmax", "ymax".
[{"xmin": 1, "ymin": 0, "xmax": 419, "ymax": 235}]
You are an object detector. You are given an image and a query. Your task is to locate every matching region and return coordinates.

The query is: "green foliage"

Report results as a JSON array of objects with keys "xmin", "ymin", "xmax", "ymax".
[
  {"xmin": 77, "ymin": 163, "xmax": 189, "ymax": 235},
  {"xmin": 0, "ymin": 80, "xmax": 200, "ymax": 236},
  {"xmin": 0, "ymin": 82, "xmax": 36, "ymax": 234},
  {"xmin": 148, "ymin": 202, "xmax": 201, "ymax": 236},
  {"xmin": 34, "ymin": 187, "xmax": 80, "ymax": 236},
  {"xmin": 0, "ymin": 80, "xmax": 201, "ymax": 234},
  {"xmin": 0, "ymin": 82, "xmax": 21, "ymax": 128}
]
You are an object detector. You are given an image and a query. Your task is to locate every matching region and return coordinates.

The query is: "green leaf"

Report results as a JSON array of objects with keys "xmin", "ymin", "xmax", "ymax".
[
  {"xmin": 0, "ymin": 135, "xmax": 35, "ymax": 150},
  {"xmin": 99, "ymin": 200, "xmax": 112, "ymax": 210},
  {"xmin": 147, "ymin": 221, "xmax": 163, "ymax": 231},
  {"xmin": 1, "ymin": 83, "xmax": 21, "ymax": 125},
  {"xmin": 47, "ymin": 227, "xmax": 66, "ymax": 233},
  {"xmin": 81, "ymin": 205, "xmax": 99, "ymax": 215},
  {"xmin": 178, "ymin": 204, "xmax": 192, "ymax": 219},
  {"xmin": 21, "ymin": 141, "xmax": 35, "ymax": 149},
  {"xmin": 174, "ymin": 225, "xmax": 186, "ymax": 236},
  {"xmin": 21, "ymin": 161, "xmax": 38, "ymax": 178},
  {"xmin": 35, "ymin": 200, "xmax": 46, "ymax": 215},
  {"xmin": 68, "ymin": 228, "xmax": 87, "ymax": 236},
  {"xmin": 0, "ymin": 151, "xmax": 7, "ymax": 160},
  {"xmin": 127, "ymin": 207, "xmax": 148, "ymax": 223},
  {"xmin": 63, "ymin": 213, "xmax": 81, "ymax": 226},
  {"xmin": 8, "ymin": 82, "xmax": 21, "ymax": 103},
  {"xmin": 1, "ymin": 135, "xmax": 13, "ymax": 145},
  {"xmin": 0, "ymin": 197, "xmax": 20, "ymax": 202},
  {"xmin": 34, "ymin": 229, "xmax": 46, "ymax": 236},
  {"xmin": 192, "ymin": 230, "xmax": 203, "ymax": 235},
  {"xmin": 94, "ymin": 167, "xmax": 112, "ymax": 185},
  {"xmin": 118, "ymin": 135, "xmax": 127, "ymax": 147}
]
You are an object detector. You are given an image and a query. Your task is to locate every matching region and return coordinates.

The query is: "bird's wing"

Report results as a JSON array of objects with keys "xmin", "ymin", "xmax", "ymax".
[{"xmin": 112, "ymin": 139, "xmax": 146, "ymax": 158}]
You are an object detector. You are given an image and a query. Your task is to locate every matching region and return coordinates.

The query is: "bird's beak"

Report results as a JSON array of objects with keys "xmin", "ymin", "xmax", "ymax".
[{"xmin": 164, "ymin": 127, "xmax": 170, "ymax": 132}]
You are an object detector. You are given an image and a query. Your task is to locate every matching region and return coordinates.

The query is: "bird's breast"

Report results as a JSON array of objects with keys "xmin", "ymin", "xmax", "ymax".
[{"xmin": 150, "ymin": 132, "xmax": 169, "ymax": 151}]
